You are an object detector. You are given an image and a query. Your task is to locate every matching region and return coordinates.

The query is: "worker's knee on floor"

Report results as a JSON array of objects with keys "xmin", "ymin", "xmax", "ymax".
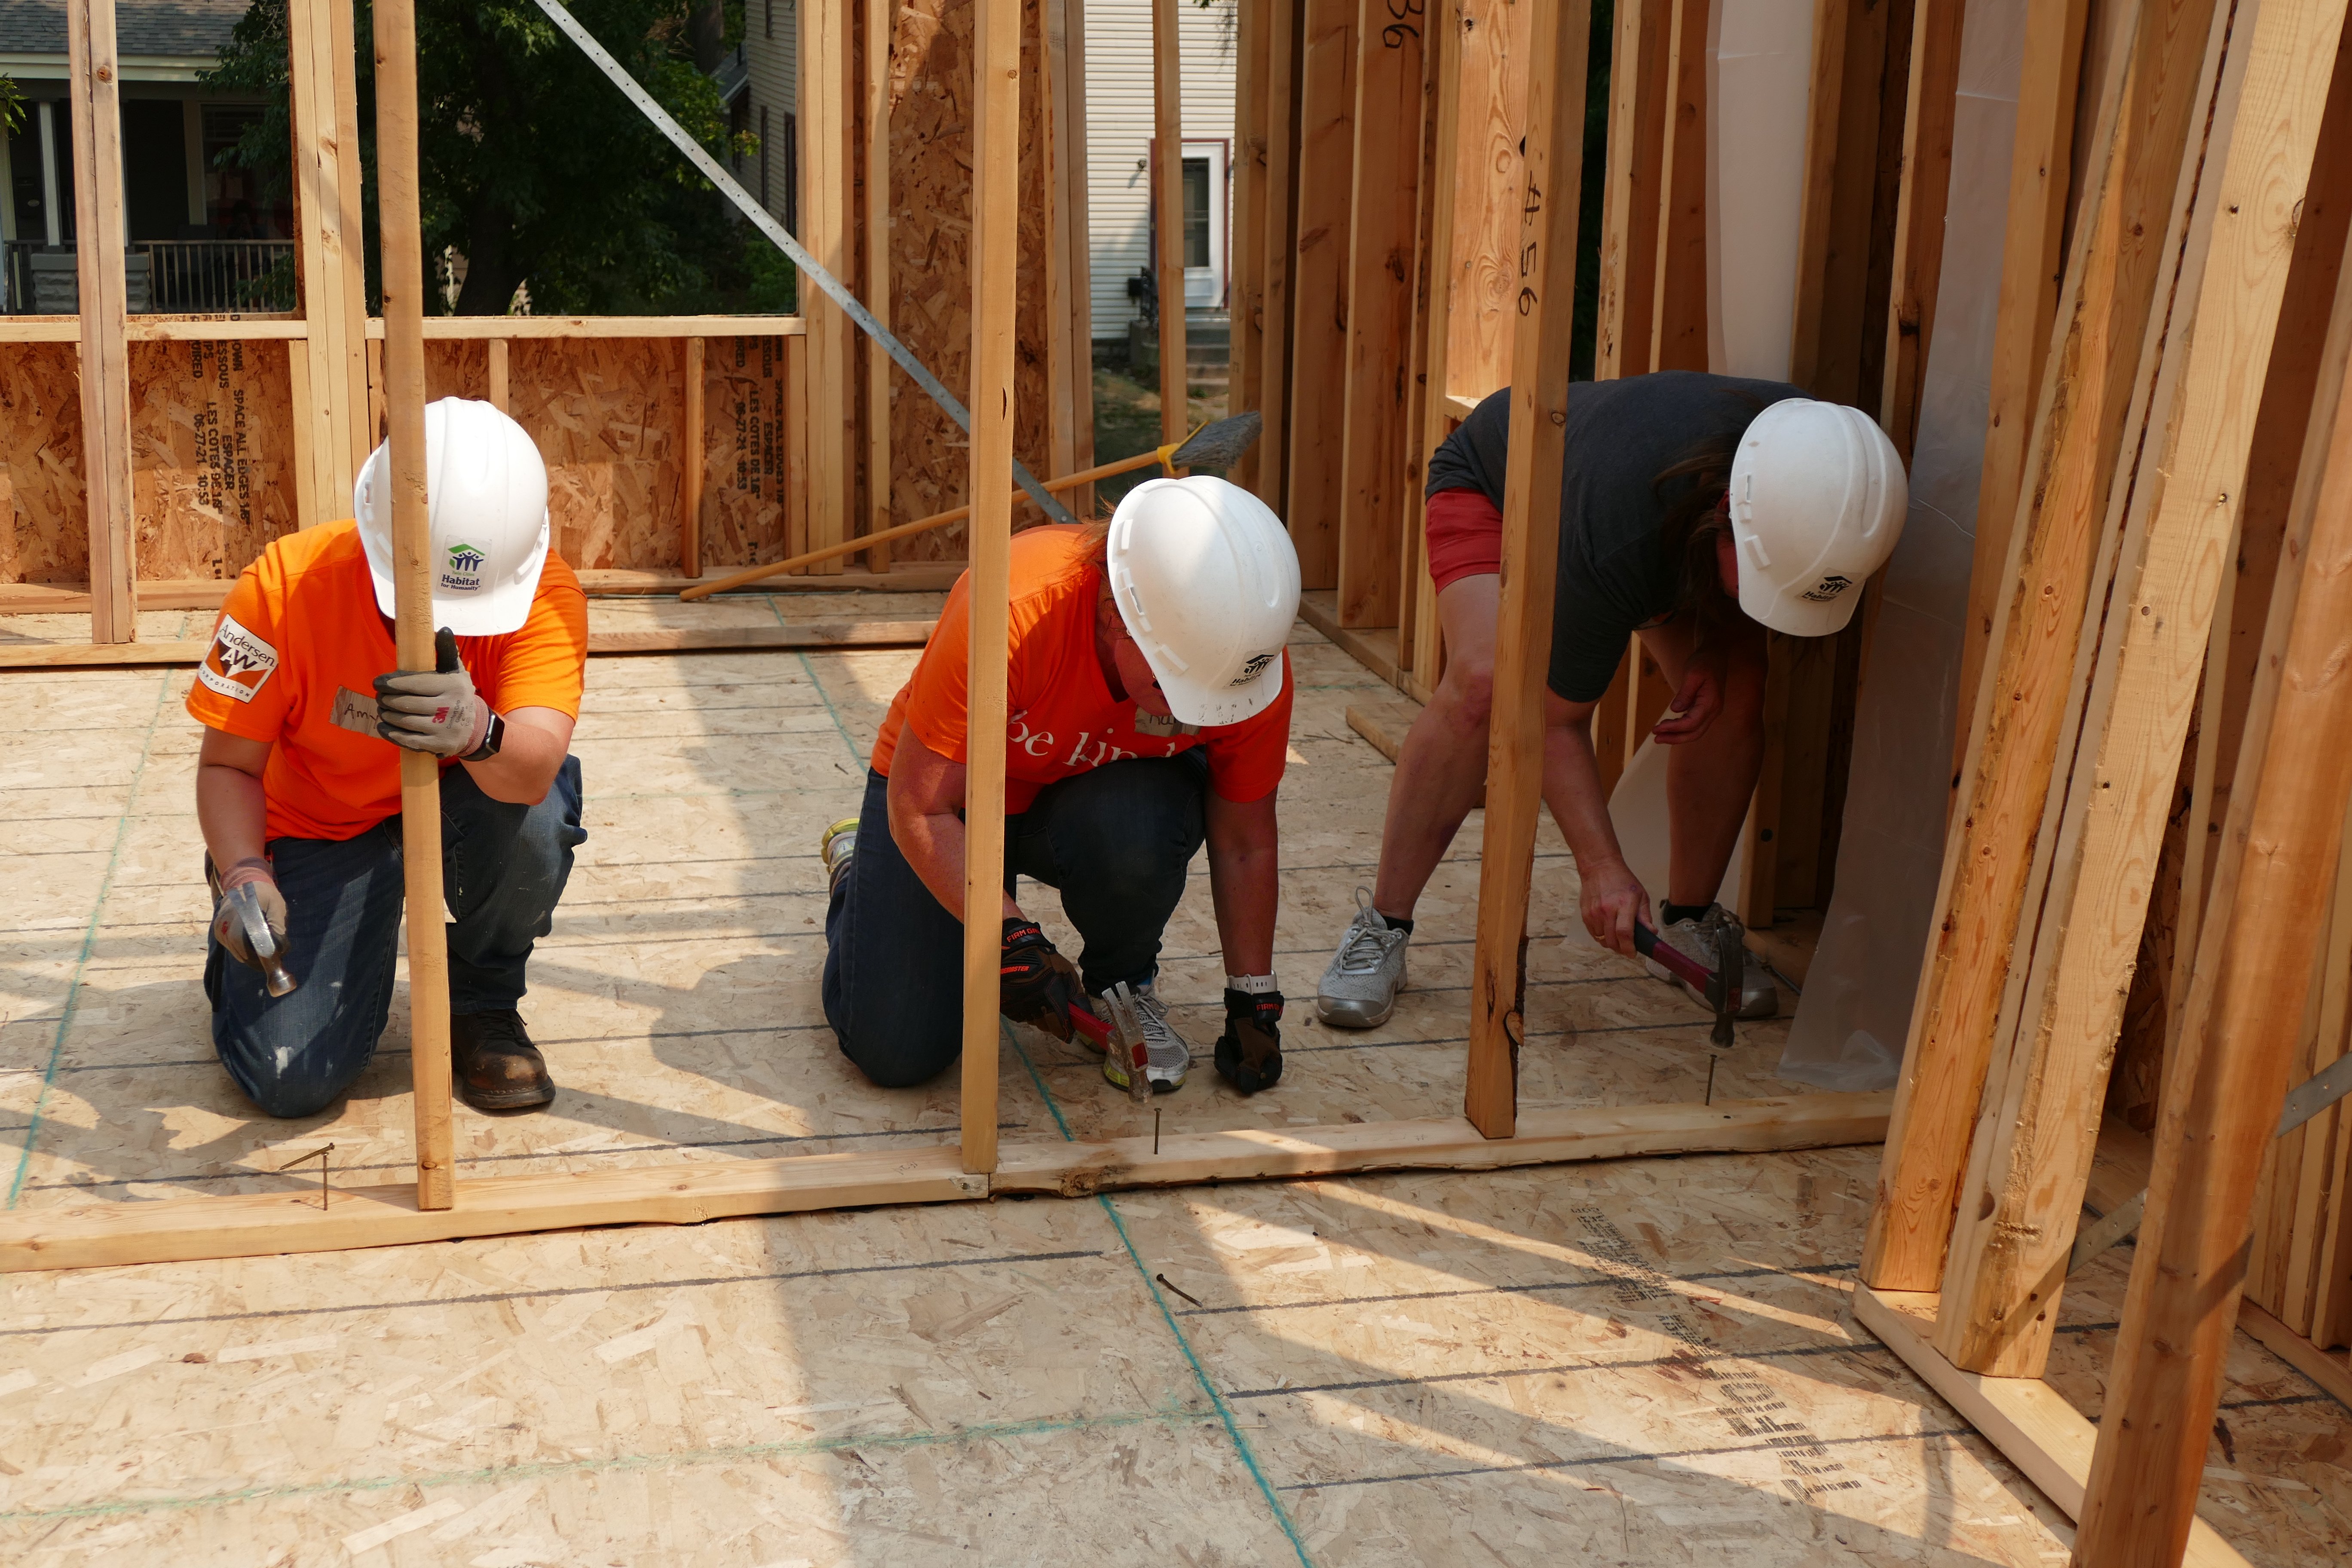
[
  {"xmin": 219, "ymin": 1036, "xmax": 367, "ymax": 1120},
  {"xmin": 834, "ymin": 1029, "xmax": 957, "ymax": 1090}
]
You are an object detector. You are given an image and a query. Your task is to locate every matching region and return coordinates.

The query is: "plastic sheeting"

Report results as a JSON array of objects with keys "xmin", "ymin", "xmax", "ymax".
[
  {"xmin": 1778, "ymin": 0, "xmax": 2031, "ymax": 1089},
  {"xmin": 1709, "ymin": 0, "xmax": 1817, "ymax": 380}
]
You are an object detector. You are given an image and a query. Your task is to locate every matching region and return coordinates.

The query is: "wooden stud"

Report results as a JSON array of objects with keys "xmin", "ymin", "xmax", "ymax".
[
  {"xmin": 1286, "ymin": 0, "xmax": 1358, "ymax": 588},
  {"xmin": 0, "ymin": 621, "xmax": 938, "ymax": 671},
  {"xmin": 1877, "ymin": 0, "xmax": 1966, "ymax": 460},
  {"xmin": 486, "ymin": 337, "xmax": 510, "ymax": 411},
  {"xmin": 1950, "ymin": 0, "xmax": 2091, "ymax": 770},
  {"xmin": 370, "ymin": 0, "xmax": 455, "ymax": 1213},
  {"xmin": 1152, "ymin": 0, "xmax": 1189, "ymax": 450},
  {"xmin": 1936, "ymin": 0, "xmax": 2340, "ymax": 1376},
  {"xmin": 961, "ymin": 0, "xmax": 1020, "ymax": 1179},
  {"xmin": 1332, "ymin": 0, "xmax": 1423, "ymax": 630},
  {"xmin": 1861, "ymin": 0, "xmax": 2228, "ymax": 1296},
  {"xmin": 680, "ymin": 337, "xmax": 704, "ymax": 578},
  {"xmin": 1063, "ymin": 0, "xmax": 1099, "ymax": 513},
  {"xmin": 1393, "ymin": 0, "xmax": 1448, "ymax": 675},
  {"xmin": 865, "ymin": 0, "xmax": 894, "ymax": 569},
  {"xmin": 1786, "ymin": 0, "xmax": 1853, "ymax": 395},
  {"xmin": 1465, "ymin": 0, "xmax": 1592, "ymax": 1141},
  {"xmin": 2075, "ymin": 19, "xmax": 2352, "ymax": 1539},
  {"xmin": 1234, "ymin": 0, "xmax": 1270, "ymax": 499},
  {"xmin": 1252, "ymin": 0, "xmax": 1301, "ymax": 520},
  {"xmin": 1599, "ymin": 0, "xmax": 1670, "ymax": 381},
  {"xmin": 65, "ymin": 0, "xmax": 135, "ymax": 644},
  {"xmin": 1650, "ymin": 0, "xmax": 1708, "ymax": 371},
  {"xmin": 285, "ymin": 0, "xmax": 372, "ymax": 530},
  {"xmin": 801, "ymin": 0, "xmax": 853, "ymax": 573}
]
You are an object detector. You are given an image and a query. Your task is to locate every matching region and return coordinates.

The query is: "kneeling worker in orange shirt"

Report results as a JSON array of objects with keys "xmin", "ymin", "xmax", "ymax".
[
  {"xmin": 187, "ymin": 400, "xmax": 590, "ymax": 1118},
  {"xmin": 822, "ymin": 478, "xmax": 1301, "ymax": 1096}
]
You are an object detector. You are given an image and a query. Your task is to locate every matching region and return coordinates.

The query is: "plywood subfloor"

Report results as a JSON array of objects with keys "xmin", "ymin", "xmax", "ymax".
[{"xmin": 0, "ymin": 600, "xmax": 2344, "ymax": 1563}]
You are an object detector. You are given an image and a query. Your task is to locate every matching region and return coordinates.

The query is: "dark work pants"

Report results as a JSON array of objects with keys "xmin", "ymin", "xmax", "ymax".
[
  {"xmin": 821, "ymin": 753, "xmax": 1210, "ymax": 1088},
  {"xmin": 205, "ymin": 756, "xmax": 587, "ymax": 1118}
]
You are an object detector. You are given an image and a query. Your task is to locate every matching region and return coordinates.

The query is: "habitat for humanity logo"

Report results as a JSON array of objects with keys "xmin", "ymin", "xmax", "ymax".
[{"xmin": 440, "ymin": 540, "xmax": 489, "ymax": 593}]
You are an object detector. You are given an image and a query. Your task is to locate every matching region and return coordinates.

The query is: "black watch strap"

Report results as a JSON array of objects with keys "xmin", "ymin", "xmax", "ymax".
[{"xmin": 463, "ymin": 709, "xmax": 505, "ymax": 762}]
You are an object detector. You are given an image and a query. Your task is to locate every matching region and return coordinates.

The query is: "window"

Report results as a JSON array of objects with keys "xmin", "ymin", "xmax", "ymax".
[{"xmin": 1182, "ymin": 157, "xmax": 1211, "ymax": 270}]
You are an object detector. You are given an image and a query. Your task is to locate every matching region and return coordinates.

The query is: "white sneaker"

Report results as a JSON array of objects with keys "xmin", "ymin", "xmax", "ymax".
[
  {"xmin": 1097, "ymin": 984, "xmax": 1191, "ymax": 1093},
  {"xmin": 1650, "ymin": 904, "xmax": 1779, "ymax": 1020},
  {"xmin": 1317, "ymin": 887, "xmax": 1409, "ymax": 1028}
]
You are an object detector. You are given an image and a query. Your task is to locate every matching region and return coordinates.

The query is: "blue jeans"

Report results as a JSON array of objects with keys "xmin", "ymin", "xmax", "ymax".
[
  {"xmin": 205, "ymin": 756, "xmax": 587, "ymax": 1118},
  {"xmin": 822, "ymin": 753, "xmax": 1209, "ymax": 1087}
]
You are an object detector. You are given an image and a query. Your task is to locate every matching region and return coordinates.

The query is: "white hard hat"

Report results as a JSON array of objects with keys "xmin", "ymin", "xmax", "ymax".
[
  {"xmin": 1106, "ymin": 476, "xmax": 1302, "ymax": 727},
  {"xmin": 355, "ymin": 398, "xmax": 551, "ymax": 637},
  {"xmin": 1727, "ymin": 398, "xmax": 1908, "ymax": 636}
]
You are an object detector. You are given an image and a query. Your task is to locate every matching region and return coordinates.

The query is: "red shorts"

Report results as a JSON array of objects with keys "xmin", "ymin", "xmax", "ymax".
[{"xmin": 1424, "ymin": 487, "xmax": 1504, "ymax": 594}]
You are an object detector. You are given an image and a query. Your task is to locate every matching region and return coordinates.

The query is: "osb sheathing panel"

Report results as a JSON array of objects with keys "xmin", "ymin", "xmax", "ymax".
[
  {"xmin": 424, "ymin": 339, "xmax": 490, "ymax": 403},
  {"xmin": 0, "ymin": 344, "xmax": 87, "ymax": 585},
  {"xmin": 130, "ymin": 339, "xmax": 300, "ymax": 581},
  {"xmin": 701, "ymin": 334, "xmax": 802, "ymax": 569},
  {"xmin": 885, "ymin": 0, "xmax": 1054, "ymax": 560},
  {"xmin": 502, "ymin": 338, "xmax": 694, "ymax": 573}
]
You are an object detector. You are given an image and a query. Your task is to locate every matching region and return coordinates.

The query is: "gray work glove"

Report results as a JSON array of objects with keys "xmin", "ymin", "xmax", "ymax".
[
  {"xmin": 209, "ymin": 860, "xmax": 288, "ymax": 969},
  {"xmin": 374, "ymin": 628, "xmax": 487, "ymax": 756}
]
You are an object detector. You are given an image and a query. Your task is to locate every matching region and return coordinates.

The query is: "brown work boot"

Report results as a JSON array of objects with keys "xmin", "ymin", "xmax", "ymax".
[{"xmin": 450, "ymin": 1010, "xmax": 555, "ymax": 1111}]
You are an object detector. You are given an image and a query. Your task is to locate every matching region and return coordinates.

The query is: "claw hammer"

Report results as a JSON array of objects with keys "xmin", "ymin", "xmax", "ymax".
[{"xmin": 1632, "ymin": 920, "xmax": 1742, "ymax": 1047}]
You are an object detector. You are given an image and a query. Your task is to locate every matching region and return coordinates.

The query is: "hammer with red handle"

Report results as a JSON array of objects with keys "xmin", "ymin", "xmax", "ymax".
[{"xmin": 1633, "ymin": 919, "xmax": 1742, "ymax": 1047}]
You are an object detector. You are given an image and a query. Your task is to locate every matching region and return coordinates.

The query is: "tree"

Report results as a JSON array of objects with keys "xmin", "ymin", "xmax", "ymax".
[{"xmin": 205, "ymin": 0, "xmax": 756, "ymax": 315}]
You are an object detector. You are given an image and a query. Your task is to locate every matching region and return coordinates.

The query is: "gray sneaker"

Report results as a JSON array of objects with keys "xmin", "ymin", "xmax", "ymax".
[
  {"xmin": 1097, "ymin": 984, "xmax": 1191, "ymax": 1093},
  {"xmin": 1317, "ymin": 888, "xmax": 1409, "ymax": 1028},
  {"xmin": 1650, "ymin": 904, "xmax": 1778, "ymax": 1020}
]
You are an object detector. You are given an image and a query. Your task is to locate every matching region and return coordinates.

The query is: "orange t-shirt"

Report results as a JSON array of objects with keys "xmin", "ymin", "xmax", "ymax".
[
  {"xmin": 185, "ymin": 519, "xmax": 589, "ymax": 843},
  {"xmin": 870, "ymin": 525, "xmax": 1293, "ymax": 812}
]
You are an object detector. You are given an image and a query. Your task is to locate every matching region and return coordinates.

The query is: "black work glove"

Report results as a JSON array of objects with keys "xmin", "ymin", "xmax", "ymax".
[
  {"xmin": 1000, "ymin": 919, "xmax": 1086, "ymax": 1041},
  {"xmin": 1215, "ymin": 988, "xmax": 1285, "ymax": 1095},
  {"xmin": 374, "ymin": 628, "xmax": 487, "ymax": 757}
]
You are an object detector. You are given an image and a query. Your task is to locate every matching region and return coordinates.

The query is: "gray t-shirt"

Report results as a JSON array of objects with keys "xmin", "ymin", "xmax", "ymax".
[{"xmin": 1424, "ymin": 371, "xmax": 1800, "ymax": 701}]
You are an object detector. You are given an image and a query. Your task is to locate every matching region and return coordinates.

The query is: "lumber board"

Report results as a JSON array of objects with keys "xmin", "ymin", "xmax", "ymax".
[
  {"xmin": 1438, "ymin": 0, "xmax": 1531, "ymax": 404},
  {"xmin": 1649, "ymin": 0, "xmax": 1708, "ymax": 371},
  {"xmin": 1861, "ymin": 0, "xmax": 2229, "ymax": 1297},
  {"xmin": 995, "ymin": 1093, "xmax": 1894, "ymax": 1197},
  {"xmin": 1598, "ymin": 0, "xmax": 1670, "ymax": 380},
  {"xmin": 1877, "ymin": 0, "xmax": 1966, "ymax": 460},
  {"xmin": 1937, "ymin": 0, "xmax": 2343, "ymax": 1378},
  {"xmin": 1852, "ymin": 1286, "xmax": 2255, "ymax": 1567},
  {"xmin": 66, "ymin": 0, "xmax": 135, "ymax": 644},
  {"xmin": 867, "ymin": 0, "xmax": 895, "ymax": 571},
  {"xmin": 1286, "ymin": 0, "xmax": 1360, "ymax": 590},
  {"xmin": 1406, "ymin": 0, "xmax": 1467, "ymax": 691},
  {"xmin": 372, "ymin": 316, "xmax": 806, "ymax": 340},
  {"xmin": 2237, "ymin": 1299, "xmax": 2352, "ymax": 1408},
  {"xmin": 0, "ymin": 622, "xmax": 937, "ymax": 669},
  {"xmin": 1042, "ymin": 0, "xmax": 1078, "ymax": 489},
  {"xmin": 0, "ymin": 569, "xmax": 964, "ymax": 614},
  {"xmin": 680, "ymin": 338, "xmax": 705, "ymax": 577},
  {"xmin": 1466, "ymin": 0, "xmax": 1591, "ymax": 1140},
  {"xmin": 0, "ymin": 1148, "xmax": 989, "ymax": 1274},
  {"xmin": 1233, "ymin": 0, "xmax": 1271, "ymax": 496},
  {"xmin": 2075, "ymin": 7, "xmax": 2352, "ymax": 1542},
  {"xmin": 1251, "ymin": 0, "xmax": 1301, "ymax": 518},
  {"xmin": 1952, "ymin": 0, "xmax": 2092, "ymax": 773},
  {"xmin": 1060, "ymin": 0, "xmax": 1096, "ymax": 511},
  {"xmin": 1152, "ymin": 0, "xmax": 1188, "ymax": 449},
  {"xmin": 801, "ymin": 0, "xmax": 852, "ymax": 574},
  {"xmin": 962, "ymin": 0, "xmax": 1020, "ymax": 1178},
  {"xmin": 286, "ymin": 0, "xmax": 371, "ymax": 532},
  {"xmin": 1333, "ymin": 0, "xmax": 1424, "ymax": 630}
]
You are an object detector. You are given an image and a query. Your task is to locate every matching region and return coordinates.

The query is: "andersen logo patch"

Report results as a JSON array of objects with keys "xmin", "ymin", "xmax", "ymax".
[
  {"xmin": 440, "ymin": 540, "xmax": 490, "ymax": 593},
  {"xmin": 196, "ymin": 614, "xmax": 279, "ymax": 704}
]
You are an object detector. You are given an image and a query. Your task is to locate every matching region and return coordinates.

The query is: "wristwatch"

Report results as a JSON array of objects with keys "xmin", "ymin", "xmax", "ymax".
[{"xmin": 463, "ymin": 709, "xmax": 506, "ymax": 762}]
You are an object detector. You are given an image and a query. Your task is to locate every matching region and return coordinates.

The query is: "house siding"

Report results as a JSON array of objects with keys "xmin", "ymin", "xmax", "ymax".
[
  {"xmin": 741, "ymin": 0, "xmax": 799, "ymax": 220},
  {"xmin": 1083, "ymin": 0, "xmax": 1237, "ymax": 340}
]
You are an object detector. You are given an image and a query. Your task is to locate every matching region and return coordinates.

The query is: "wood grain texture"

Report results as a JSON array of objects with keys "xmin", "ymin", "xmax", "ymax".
[
  {"xmin": 0, "ymin": 345, "xmax": 91, "ymax": 586},
  {"xmin": 67, "ymin": 0, "xmax": 135, "ymax": 642},
  {"xmin": 2073, "ymin": 15, "xmax": 2352, "ymax": 1544},
  {"xmin": 1466, "ymin": 0, "xmax": 1591, "ymax": 1140},
  {"xmin": 1598, "ymin": 0, "xmax": 1668, "ymax": 381},
  {"xmin": 1862, "ymin": 0, "xmax": 2226, "ymax": 1296},
  {"xmin": 1442, "ymin": 0, "xmax": 1531, "ymax": 401},
  {"xmin": 1952, "ymin": 0, "xmax": 2092, "ymax": 771},
  {"xmin": 700, "ymin": 335, "xmax": 798, "ymax": 570},
  {"xmin": 1251, "ymin": 0, "xmax": 1302, "ymax": 519},
  {"xmin": 0, "ymin": 1149, "xmax": 988, "ymax": 1274},
  {"xmin": 1234, "ymin": 0, "xmax": 1271, "ymax": 496},
  {"xmin": 995, "ymin": 1093, "xmax": 1893, "ymax": 1195},
  {"xmin": 1649, "ymin": 0, "xmax": 1707, "ymax": 371},
  {"xmin": 868, "ymin": 0, "xmax": 897, "ymax": 570},
  {"xmin": 129, "ymin": 339, "xmax": 300, "ymax": 580},
  {"xmin": 1853, "ymin": 1287, "xmax": 2254, "ymax": 1566},
  {"xmin": 1877, "ymin": 0, "xmax": 1966, "ymax": 460},
  {"xmin": 961, "ymin": 0, "xmax": 1020, "ymax": 1178},
  {"xmin": 286, "ymin": 0, "xmax": 371, "ymax": 531},
  {"xmin": 1334, "ymin": 0, "xmax": 1424, "ymax": 629},
  {"xmin": 1286, "ymin": 0, "xmax": 1360, "ymax": 591},
  {"xmin": 1153, "ymin": 0, "xmax": 1188, "ymax": 448},
  {"xmin": 681, "ymin": 337, "xmax": 705, "ymax": 577},
  {"xmin": 1939, "ymin": 0, "xmax": 2340, "ymax": 1378},
  {"xmin": 802, "ymin": 0, "xmax": 853, "ymax": 570},
  {"xmin": 370, "ymin": 0, "xmax": 454, "ymax": 1212}
]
